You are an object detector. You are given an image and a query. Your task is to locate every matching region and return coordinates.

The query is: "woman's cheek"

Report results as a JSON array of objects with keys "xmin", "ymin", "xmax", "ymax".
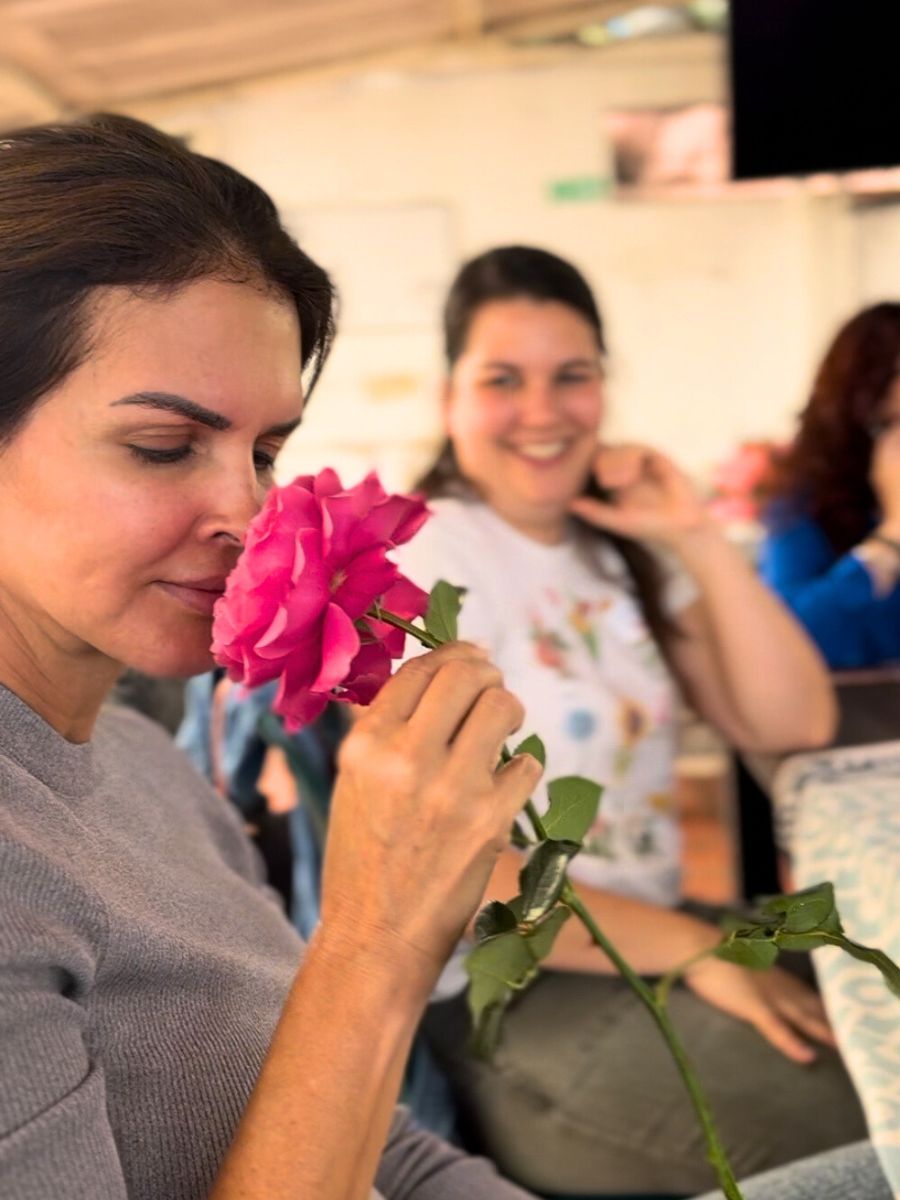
[
  {"xmin": 448, "ymin": 392, "xmax": 512, "ymax": 441},
  {"xmin": 564, "ymin": 392, "xmax": 603, "ymax": 435}
]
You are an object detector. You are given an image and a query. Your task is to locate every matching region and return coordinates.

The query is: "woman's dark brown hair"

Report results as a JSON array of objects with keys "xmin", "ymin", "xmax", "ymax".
[
  {"xmin": 418, "ymin": 245, "xmax": 676, "ymax": 647},
  {"xmin": 769, "ymin": 302, "xmax": 900, "ymax": 553},
  {"xmin": 0, "ymin": 112, "xmax": 335, "ymax": 445}
]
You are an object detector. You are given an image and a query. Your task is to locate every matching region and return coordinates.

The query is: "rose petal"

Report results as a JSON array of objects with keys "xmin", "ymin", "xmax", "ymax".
[
  {"xmin": 380, "ymin": 575, "xmax": 430, "ymax": 621},
  {"xmin": 274, "ymin": 667, "xmax": 329, "ymax": 731},
  {"xmin": 342, "ymin": 640, "xmax": 392, "ymax": 704},
  {"xmin": 311, "ymin": 603, "xmax": 361, "ymax": 693},
  {"xmin": 331, "ymin": 547, "xmax": 397, "ymax": 620}
]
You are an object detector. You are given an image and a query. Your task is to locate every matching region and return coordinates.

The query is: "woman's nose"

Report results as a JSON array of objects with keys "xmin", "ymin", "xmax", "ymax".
[
  {"xmin": 197, "ymin": 469, "xmax": 266, "ymax": 548},
  {"xmin": 519, "ymin": 380, "xmax": 560, "ymax": 424}
]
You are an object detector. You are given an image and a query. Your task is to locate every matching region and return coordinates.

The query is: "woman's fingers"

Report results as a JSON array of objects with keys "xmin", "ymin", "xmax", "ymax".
[
  {"xmin": 405, "ymin": 656, "xmax": 505, "ymax": 751},
  {"xmin": 592, "ymin": 443, "xmax": 651, "ymax": 489},
  {"xmin": 369, "ymin": 641, "xmax": 489, "ymax": 724},
  {"xmin": 751, "ymin": 1007, "xmax": 817, "ymax": 1065},
  {"xmin": 448, "ymin": 683, "xmax": 526, "ymax": 772},
  {"xmin": 488, "ymin": 752, "xmax": 545, "ymax": 833},
  {"xmin": 688, "ymin": 960, "xmax": 828, "ymax": 1065},
  {"xmin": 752, "ymin": 973, "xmax": 832, "ymax": 1059},
  {"xmin": 772, "ymin": 989, "xmax": 837, "ymax": 1047},
  {"xmin": 569, "ymin": 494, "xmax": 634, "ymax": 534}
]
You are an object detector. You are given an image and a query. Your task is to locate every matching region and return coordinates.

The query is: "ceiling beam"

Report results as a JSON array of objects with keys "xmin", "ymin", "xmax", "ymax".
[
  {"xmin": 451, "ymin": 0, "xmax": 484, "ymax": 39},
  {"xmin": 2, "ymin": 22, "xmax": 100, "ymax": 108},
  {"xmin": 492, "ymin": 0, "xmax": 685, "ymax": 43}
]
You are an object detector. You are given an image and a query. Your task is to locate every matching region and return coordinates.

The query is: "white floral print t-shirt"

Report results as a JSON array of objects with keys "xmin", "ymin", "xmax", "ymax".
[{"xmin": 394, "ymin": 497, "xmax": 697, "ymax": 912}]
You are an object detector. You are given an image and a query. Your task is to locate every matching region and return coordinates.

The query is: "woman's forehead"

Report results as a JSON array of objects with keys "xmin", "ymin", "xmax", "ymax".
[{"xmin": 463, "ymin": 300, "xmax": 601, "ymax": 361}]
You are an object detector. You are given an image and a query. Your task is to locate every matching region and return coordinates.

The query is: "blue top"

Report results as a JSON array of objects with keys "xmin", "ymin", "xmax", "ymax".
[{"xmin": 760, "ymin": 509, "xmax": 900, "ymax": 669}]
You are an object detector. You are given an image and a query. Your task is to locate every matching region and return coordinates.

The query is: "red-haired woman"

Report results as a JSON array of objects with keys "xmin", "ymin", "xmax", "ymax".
[{"xmin": 761, "ymin": 303, "xmax": 900, "ymax": 668}]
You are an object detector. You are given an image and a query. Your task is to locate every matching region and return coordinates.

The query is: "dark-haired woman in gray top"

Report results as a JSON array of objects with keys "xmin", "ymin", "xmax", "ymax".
[{"xmin": 0, "ymin": 112, "xmax": 539, "ymax": 1200}]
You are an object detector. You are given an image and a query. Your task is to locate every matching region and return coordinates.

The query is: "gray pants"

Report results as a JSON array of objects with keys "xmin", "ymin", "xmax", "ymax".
[
  {"xmin": 695, "ymin": 1141, "xmax": 891, "ymax": 1200},
  {"xmin": 423, "ymin": 970, "xmax": 868, "ymax": 1196}
]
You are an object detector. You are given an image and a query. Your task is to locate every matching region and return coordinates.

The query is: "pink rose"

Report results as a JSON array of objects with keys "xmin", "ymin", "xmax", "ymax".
[{"xmin": 212, "ymin": 469, "xmax": 429, "ymax": 729}]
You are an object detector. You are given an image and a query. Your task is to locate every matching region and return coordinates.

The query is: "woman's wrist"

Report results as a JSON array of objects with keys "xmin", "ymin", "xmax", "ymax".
[
  {"xmin": 309, "ymin": 918, "xmax": 440, "ymax": 1012},
  {"xmin": 875, "ymin": 517, "xmax": 900, "ymax": 542},
  {"xmin": 872, "ymin": 522, "xmax": 900, "ymax": 552},
  {"xmin": 854, "ymin": 531, "xmax": 900, "ymax": 596},
  {"xmin": 660, "ymin": 513, "xmax": 729, "ymax": 568}
]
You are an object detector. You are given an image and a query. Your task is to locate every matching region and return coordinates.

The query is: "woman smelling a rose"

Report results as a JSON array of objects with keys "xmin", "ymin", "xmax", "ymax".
[
  {"xmin": 0, "ymin": 114, "xmax": 540, "ymax": 1200},
  {"xmin": 0, "ymin": 115, "xmax": 890, "ymax": 1200}
]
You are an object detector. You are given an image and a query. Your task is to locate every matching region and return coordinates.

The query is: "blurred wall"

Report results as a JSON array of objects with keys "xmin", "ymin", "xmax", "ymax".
[{"xmin": 134, "ymin": 38, "xmax": 899, "ymax": 488}]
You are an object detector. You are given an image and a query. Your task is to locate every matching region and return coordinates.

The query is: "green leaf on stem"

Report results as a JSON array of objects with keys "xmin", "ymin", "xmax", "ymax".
[
  {"xmin": 466, "ymin": 930, "xmax": 538, "ymax": 1057},
  {"xmin": 514, "ymin": 733, "xmax": 546, "ymax": 768},
  {"xmin": 542, "ymin": 776, "xmax": 602, "ymax": 843},
  {"xmin": 719, "ymin": 910, "xmax": 768, "ymax": 934},
  {"xmin": 775, "ymin": 932, "xmax": 831, "ymax": 952},
  {"xmin": 760, "ymin": 882, "xmax": 843, "ymax": 935},
  {"xmin": 715, "ymin": 935, "xmax": 779, "ymax": 970},
  {"xmin": 424, "ymin": 580, "xmax": 467, "ymax": 643},
  {"xmin": 474, "ymin": 900, "xmax": 519, "ymax": 942},
  {"xmin": 470, "ymin": 1001, "xmax": 508, "ymax": 1059},
  {"xmin": 465, "ymin": 904, "xmax": 572, "ymax": 1058},
  {"xmin": 518, "ymin": 839, "xmax": 580, "ymax": 922},
  {"xmin": 466, "ymin": 930, "xmax": 535, "ymax": 1010},
  {"xmin": 527, "ymin": 905, "xmax": 572, "ymax": 959},
  {"xmin": 763, "ymin": 883, "xmax": 844, "ymax": 936}
]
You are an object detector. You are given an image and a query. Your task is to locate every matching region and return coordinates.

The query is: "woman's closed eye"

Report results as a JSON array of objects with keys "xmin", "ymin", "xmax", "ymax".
[
  {"xmin": 127, "ymin": 443, "xmax": 279, "ymax": 473},
  {"xmin": 557, "ymin": 371, "xmax": 596, "ymax": 386},
  {"xmin": 128, "ymin": 443, "xmax": 194, "ymax": 465},
  {"xmin": 482, "ymin": 372, "xmax": 520, "ymax": 390}
]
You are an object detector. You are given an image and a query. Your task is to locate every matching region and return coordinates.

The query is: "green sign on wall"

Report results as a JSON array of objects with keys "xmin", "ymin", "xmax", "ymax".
[{"xmin": 547, "ymin": 175, "xmax": 613, "ymax": 203}]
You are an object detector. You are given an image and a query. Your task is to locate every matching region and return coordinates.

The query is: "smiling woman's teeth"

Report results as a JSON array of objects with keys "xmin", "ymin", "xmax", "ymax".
[{"xmin": 518, "ymin": 442, "xmax": 567, "ymax": 460}]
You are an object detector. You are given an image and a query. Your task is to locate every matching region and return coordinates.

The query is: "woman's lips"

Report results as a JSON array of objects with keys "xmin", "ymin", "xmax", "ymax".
[{"xmin": 155, "ymin": 581, "xmax": 226, "ymax": 616}]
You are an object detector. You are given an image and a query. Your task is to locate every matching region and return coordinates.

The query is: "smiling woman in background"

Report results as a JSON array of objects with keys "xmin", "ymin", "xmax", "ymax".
[
  {"xmin": 395, "ymin": 245, "xmax": 866, "ymax": 1197},
  {"xmin": 761, "ymin": 303, "xmax": 900, "ymax": 668}
]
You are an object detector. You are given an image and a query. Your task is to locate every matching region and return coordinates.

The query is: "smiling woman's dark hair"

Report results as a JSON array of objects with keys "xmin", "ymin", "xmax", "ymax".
[
  {"xmin": 0, "ymin": 112, "xmax": 335, "ymax": 446},
  {"xmin": 417, "ymin": 245, "xmax": 676, "ymax": 647}
]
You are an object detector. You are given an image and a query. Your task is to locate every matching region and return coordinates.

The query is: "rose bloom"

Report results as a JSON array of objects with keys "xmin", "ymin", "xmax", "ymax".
[{"xmin": 212, "ymin": 469, "xmax": 429, "ymax": 729}]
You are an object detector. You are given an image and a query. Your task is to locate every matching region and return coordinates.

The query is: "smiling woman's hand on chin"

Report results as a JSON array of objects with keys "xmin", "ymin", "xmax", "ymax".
[{"xmin": 569, "ymin": 443, "xmax": 710, "ymax": 546}]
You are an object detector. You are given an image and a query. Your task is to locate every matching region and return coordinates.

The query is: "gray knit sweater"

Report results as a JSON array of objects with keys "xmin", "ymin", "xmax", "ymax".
[{"xmin": 0, "ymin": 684, "xmax": 531, "ymax": 1200}]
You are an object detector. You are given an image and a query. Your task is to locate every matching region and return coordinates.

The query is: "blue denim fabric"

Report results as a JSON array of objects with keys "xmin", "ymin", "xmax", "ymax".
[{"xmin": 176, "ymin": 673, "xmax": 276, "ymax": 820}]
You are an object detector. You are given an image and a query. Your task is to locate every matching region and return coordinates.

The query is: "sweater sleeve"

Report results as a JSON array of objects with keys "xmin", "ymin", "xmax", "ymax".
[
  {"xmin": 376, "ymin": 1109, "xmax": 535, "ymax": 1199},
  {"xmin": 759, "ymin": 515, "xmax": 882, "ymax": 669},
  {"xmin": 0, "ymin": 847, "xmax": 127, "ymax": 1200}
]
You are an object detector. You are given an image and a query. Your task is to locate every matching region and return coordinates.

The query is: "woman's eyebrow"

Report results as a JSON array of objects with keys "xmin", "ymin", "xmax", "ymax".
[
  {"xmin": 111, "ymin": 391, "xmax": 231, "ymax": 430},
  {"xmin": 110, "ymin": 391, "xmax": 302, "ymax": 438},
  {"xmin": 479, "ymin": 358, "xmax": 599, "ymax": 370}
]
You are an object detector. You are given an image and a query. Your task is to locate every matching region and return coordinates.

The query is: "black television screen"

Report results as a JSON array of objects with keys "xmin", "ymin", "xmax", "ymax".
[{"xmin": 730, "ymin": 0, "xmax": 900, "ymax": 180}]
